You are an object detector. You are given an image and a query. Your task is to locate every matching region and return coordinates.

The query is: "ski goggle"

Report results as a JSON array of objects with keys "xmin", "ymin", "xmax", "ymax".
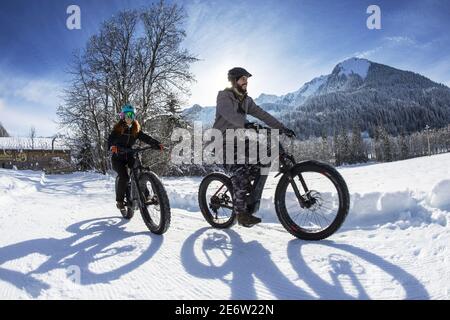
[{"xmin": 120, "ymin": 111, "xmax": 135, "ymax": 120}]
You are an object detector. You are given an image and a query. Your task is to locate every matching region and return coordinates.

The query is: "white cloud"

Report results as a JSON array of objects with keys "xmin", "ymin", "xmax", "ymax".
[
  {"xmin": 351, "ymin": 36, "xmax": 418, "ymax": 61},
  {"xmin": 384, "ymin": 36, "xmax": 417, "ymax": 45},
  {"xmin": 353, "ymin": 47, "xmax": 383, "ymax": 59},
  {"xmin": 0, "ymin": 105, "xmax": 58, "ymax": 137},
  {"xmin": 0, "ymin": 73, "xmax": 64, "ymax": 136},
  {"xmin": 14, "ymin": 79, "xmax": 63, "ymax": 107}
]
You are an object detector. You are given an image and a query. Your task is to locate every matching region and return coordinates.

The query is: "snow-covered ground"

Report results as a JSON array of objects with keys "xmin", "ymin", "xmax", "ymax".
[{"xmin": 1, "ymin": 153, "xmax": 449, "ymax": 299}]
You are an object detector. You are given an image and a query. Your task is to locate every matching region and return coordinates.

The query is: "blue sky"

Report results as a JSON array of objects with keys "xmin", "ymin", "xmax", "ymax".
[{"xmin": 0, "ymin": 0, "xmax": 449, "ymax": 136}]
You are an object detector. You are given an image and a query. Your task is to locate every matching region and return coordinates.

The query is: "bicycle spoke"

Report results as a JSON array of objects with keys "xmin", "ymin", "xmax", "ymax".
[
  {"xmin": 292, "ymin": 210, "xmax": 302, "ymax": 223},
  {"xmin": 301, "ymin": 210, "xmax": 310, "ymax": 227},
  {"xmin": 318, "ymin": 205, "xmax": 335, "ymax": 212},
  {"xmin": 309, "ymin": 209, "xmax": 322, "ymax": 229},
  {"xmin": 316, "ymin": 211, "xmax": 332, "ymax": 224}
]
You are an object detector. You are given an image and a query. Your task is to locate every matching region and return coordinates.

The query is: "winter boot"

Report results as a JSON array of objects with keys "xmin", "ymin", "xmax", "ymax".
[
  {"xmin": 237, "ymin": 213, "xmax": 262, "ymax": 227},
  {"xmin": 116, "ymin": 201, "xmax": 126, "ymax": 210}
]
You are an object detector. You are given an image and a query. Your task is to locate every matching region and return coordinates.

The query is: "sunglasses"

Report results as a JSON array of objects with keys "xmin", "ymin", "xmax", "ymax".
[{"xmin": 120, "ymin": 111, "xmax": 135, "ymax": 120}]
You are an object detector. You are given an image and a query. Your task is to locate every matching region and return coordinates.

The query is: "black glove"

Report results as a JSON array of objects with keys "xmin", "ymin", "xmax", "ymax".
[
  {"xmin": 244, "ymin": 122, "xmax": 259, "ymax": 130},
  {"xmin": 281, "ymin": 128, "xmax": 296, "ymax": 138},
  {"xmin": 151, "ymin": 140, "xmax": 162, "ymax": 150}
]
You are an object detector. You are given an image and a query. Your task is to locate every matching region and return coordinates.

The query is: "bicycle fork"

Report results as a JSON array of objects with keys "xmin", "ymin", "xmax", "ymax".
[{"xmin": 286, "ymin": 171, "xmax": 310, "ymax": 209}]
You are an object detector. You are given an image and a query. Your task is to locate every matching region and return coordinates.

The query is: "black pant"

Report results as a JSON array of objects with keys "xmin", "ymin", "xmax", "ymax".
[
  {"xmin": 223, "ymin": 140, "xmax": 262, "ymax": 215},
  {"xmin": 112, "ymin": 155, "xmax": 135, "ymax": 203}
]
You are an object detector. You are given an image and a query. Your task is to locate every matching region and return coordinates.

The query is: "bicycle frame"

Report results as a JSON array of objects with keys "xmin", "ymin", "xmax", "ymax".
[
  {"xmin": 120, "ymin": 147, "xmax": 153, "ymax": 210},
  {"xmin": 240, "ymin": 135, "xmax": 310, "ymax": 214}
]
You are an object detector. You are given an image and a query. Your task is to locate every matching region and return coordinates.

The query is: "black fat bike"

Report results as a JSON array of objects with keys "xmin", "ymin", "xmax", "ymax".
[
  {"xmin": 115, "ymin": 146, "xmax": 171, "ymax": 235},
  {"xmin": 198, "ymin": 126, "xmax": 350, "ymax": 240}
]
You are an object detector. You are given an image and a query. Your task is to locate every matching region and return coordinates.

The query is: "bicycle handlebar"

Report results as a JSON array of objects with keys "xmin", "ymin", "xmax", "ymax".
[{"xmin": 245, "ymin": 122, "xmax": 296, "ymax": 138}]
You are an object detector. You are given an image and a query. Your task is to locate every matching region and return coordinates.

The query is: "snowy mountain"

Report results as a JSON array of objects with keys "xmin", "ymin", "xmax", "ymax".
[
  {"xmin": 288, "ymin": 58, "xmax": 450, "ymax": 138},
  {"xmin": 1, "ymin": 152, "xmax": 450, "ymax": 299},
  {"xmin": 184, "ymin": 57, "xmax": 450, "ymax": 138},
  {"xmin": 255, "ymin": 57, "xmax": 447, "ymax": 106},
  {"xmin": 255, "ymin": 74, "xmax": 329, "ymax": 106},
  {"xmin": 336, "ymin": 57, "xmax": 371, "ymax": 78},
  {"xmin": 182, "ymin": 104, "xmax": 216, "ymax": 127},
  {"xmin": 182, "ymin": 102, "xmax": 284, "ymax": 126}
]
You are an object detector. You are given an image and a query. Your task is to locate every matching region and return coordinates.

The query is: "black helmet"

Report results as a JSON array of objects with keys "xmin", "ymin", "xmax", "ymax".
[{"xmin": 227, "ymin": 67, "xmax": 252, "ymax": 82}]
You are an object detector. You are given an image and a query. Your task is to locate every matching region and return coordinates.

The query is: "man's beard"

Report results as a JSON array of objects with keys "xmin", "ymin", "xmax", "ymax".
[{"xmin": 235, "ymin": 83, "xmax": 247, "ymax": 94}]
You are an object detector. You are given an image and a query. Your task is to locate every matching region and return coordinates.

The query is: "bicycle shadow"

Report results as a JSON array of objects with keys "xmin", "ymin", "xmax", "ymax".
[
  {"xmin": 181, "ymin": 228, "xmax": 429, "ymax": 299},
  {"xmin": 287, "ymin": 239, "xmax": 430, "ymax": 299},
  {"xmin": 181, "ymin": 227, "xmax": 313, "ymax": 299},
  {"xmin": 0, "ymin": 216, "xmax": 163, "ymax": 298}
]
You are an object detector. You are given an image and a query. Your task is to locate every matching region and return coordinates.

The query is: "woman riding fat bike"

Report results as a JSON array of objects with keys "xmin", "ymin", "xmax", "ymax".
[
  {"xmin": 108, "ymin": 105, "xmax": 171, "ymax": 234},
  {"xmin": 108, "ymin": 104, "xmax": 163, "ymax": 210}
]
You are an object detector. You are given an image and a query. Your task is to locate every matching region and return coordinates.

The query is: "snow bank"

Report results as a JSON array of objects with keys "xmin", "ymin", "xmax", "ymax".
[
  {"xmin": 428, "ymin": 179, "xmax": 450, "ymax": 210},
  {"xmin": 346, "ymin": 190, "xmax": 447, "ymax": 229},
  {"xmin": 162, "ymin": 177, "xmax": 201, "ymax": 212},
  {"xmin": 0, "ymin": 172, "xmax": 37, "ymax": 194},
  {"xmin": 253, "ymin": 189, "xmax": 448, "ymax": 230},
  {"xmin": 162, "ymin": 176, "xmax": 449, "ymax": 231}
]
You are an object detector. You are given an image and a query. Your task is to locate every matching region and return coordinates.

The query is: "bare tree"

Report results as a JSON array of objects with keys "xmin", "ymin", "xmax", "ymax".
[
  {"xmin": 57, "ymin": 0, "xmax": 197, "ymax": 174},
  {"xmin": 29, "ymin": 126, "xmax": 36, "ymax": 150},
  {"xmin": 137, "ymin": 0, "xmax": 198, "ymax": 125},
  {"xmin": 58, "ymin": 53, "xmax": 108, "ymax": 173}
]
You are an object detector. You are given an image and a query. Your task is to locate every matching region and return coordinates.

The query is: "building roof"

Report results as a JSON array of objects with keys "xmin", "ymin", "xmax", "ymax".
[{"xmin": 0, "ymin": 137, "xmax": 70, "ymax": 151}]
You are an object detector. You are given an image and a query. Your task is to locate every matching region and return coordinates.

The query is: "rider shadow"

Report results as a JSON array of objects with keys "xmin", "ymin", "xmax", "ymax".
[
  {"xmin": 0, "ymin": 216, "xmax": 163, "ymax": 298},
  {"xmin": 181, "ymin": 228, "xmax": 430, "ymax": 299},
  {"xmin": 287, "ymin": 240, "xmax": 430, "ymax": 299},
  {"xmin": 181, "ymin": 227, "xmax": 314, "ymax": 299}
]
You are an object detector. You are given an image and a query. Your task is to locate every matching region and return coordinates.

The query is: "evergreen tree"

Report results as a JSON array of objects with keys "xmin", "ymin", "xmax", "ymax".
[
  {"xmin": 350, "ymin": 124, "xmax": 367, "ymax": 164},
  {"xmin": 333, "ymin": 130, "xmax": 341, "ymax": 166},
  {"xmin": 320, "ymin": 130, "xmax": 332, "ymax": 162},
  {"xmin": 380, "ymin": 126, "xmax": 393, "ymax": 162},
  {"xmin": 374, "ymin": 126, "xmax": 383, "ymax": 162},
  {"xmin": 340, "ymin": 128, "xmax": 351, "ymax": 165},
  {"xmin": 399, "ymin": 131, "xmax": 409, "ymax": 160}
]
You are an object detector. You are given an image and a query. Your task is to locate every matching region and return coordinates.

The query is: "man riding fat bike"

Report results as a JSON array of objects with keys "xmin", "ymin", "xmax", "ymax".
[{"xmin": 212, "ymin": 67, "xmax": 296, "ymax": 227}]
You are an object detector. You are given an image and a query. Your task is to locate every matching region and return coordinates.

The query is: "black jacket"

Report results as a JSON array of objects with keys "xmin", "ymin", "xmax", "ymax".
[{"xmin": 108, "ymin": 121, "xmax": 160, "ymax": 158}]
